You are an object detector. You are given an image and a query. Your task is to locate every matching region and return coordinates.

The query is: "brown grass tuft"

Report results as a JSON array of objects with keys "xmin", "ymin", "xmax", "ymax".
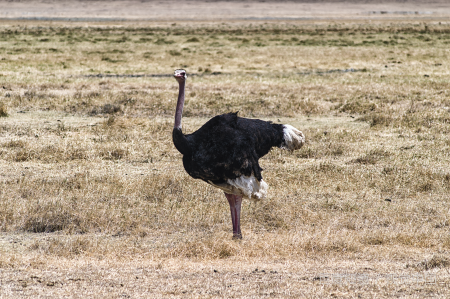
[
  {"xmin": 418, "ymin": 255, "xmax": 450, "ymax": 270},
  {"xmin": 357, "ymin": 113, "xmax": 394, "ymax": 127},
  {"xmin": 23, "ymin": 204, "xmax": 83, "ymax": 233},
  {"xmin": 169, "ymin": 238, "xmax": 238, "ymax": 259},
  {"xmin": 3, "ymin": 140, "xmax": 26, "ymax": 148},
  {"xmin": 0, "ymin": 102, "xmax": 8, "ymax": 117},
  {"xmin": 351, "ymin": 149, "xmax": 391, "ymax": 165}
]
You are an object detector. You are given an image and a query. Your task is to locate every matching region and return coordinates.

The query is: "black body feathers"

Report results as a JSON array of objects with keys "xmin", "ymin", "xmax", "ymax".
[{"xmin": 172, "ymin": 112, "xmax": 285, "ymax": 185}]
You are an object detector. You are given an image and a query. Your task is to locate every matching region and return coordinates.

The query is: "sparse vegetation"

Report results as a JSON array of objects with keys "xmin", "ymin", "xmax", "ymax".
[
  {"xmin": 0, "ymin": 102, "xmax": 8, "ymax": 117},
  {"xmin": 1, "ymin": 17, "xmax": 450, "ymax": 298}
]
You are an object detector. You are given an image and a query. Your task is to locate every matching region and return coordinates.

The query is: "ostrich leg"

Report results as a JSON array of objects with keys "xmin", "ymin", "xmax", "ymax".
[{"xmin": 224, "ymin": 193, "xmax": 243, "ymax": 239}]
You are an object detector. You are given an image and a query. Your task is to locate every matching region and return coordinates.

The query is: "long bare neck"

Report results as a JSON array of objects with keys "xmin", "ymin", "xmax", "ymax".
[{"xmin": 174, "ymin": 80, "xmax": 185, "ymax": 129}]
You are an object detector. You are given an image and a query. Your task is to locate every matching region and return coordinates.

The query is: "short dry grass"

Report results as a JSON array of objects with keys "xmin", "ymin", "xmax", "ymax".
[{"xmin": 1, "ymin": 19, "xmax": 450, "ymax": 298}]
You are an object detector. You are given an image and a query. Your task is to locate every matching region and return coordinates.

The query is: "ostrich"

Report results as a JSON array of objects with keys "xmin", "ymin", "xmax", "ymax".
[{"xmin": 172, "ymin": 69, "xmax": 305, "ymax": 239}]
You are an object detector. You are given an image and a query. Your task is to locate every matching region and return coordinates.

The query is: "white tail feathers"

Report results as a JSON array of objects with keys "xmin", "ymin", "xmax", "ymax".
[{"xmin": 282, "ymin": 124, "xmax": 305, "ymax": 150}]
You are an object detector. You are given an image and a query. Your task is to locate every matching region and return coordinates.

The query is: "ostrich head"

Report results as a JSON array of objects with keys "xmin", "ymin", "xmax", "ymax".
[{"xmin": 174, "ymin": 69, "xmax": 187, "ymax": 83}]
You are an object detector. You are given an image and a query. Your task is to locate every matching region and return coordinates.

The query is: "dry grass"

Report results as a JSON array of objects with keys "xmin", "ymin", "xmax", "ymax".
[
  {"xmin": 0, "ymin": 102, "xmax": 8, "ymax": 117},
  {"xmin": 1, "ymin": 19, "xmax": 450, "ymax": 297}
]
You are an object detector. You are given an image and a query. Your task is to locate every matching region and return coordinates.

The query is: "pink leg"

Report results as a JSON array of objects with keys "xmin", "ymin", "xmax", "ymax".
[{"xmin": 224, "ymin": 192, "xmax": 243, "ymax": 239}]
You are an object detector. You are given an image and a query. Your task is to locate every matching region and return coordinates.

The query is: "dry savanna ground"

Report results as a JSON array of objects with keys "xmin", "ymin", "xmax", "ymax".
[{"xmin": 1, "ymin": 18, "xmax": 450, "ymax": 298}]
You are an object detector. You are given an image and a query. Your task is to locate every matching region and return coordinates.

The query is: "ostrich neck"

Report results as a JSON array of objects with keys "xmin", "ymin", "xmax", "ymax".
[{"xmin": 174, "ymin": 80, "xmax": 185, "ymax": 129}]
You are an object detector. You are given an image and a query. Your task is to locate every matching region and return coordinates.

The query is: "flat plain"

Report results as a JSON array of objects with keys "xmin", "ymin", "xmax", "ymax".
[{"xmin": 2, "ymin": 2, "xmax": 450, "ymax": 298}]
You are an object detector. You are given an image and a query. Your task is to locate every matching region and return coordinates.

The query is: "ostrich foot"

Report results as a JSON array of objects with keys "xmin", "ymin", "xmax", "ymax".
[{"xmin": 232, "ymin": 233, "xmax": 243, "ymax": 240}]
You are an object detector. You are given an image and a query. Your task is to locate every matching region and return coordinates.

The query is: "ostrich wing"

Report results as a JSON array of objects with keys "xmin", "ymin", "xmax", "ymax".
[{"xmin": 182, "ymin": 113, "xmax": 284, "ymax": 184}]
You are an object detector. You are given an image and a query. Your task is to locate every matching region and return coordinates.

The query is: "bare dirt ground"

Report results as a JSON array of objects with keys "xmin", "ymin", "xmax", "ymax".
[
  {"xmin": 2, "ymin": 1, "xmax": 450, "ymax": 298},
  {"xmin": 1, "ymin": 0, "xmax": 450, "ymax": 21}
]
